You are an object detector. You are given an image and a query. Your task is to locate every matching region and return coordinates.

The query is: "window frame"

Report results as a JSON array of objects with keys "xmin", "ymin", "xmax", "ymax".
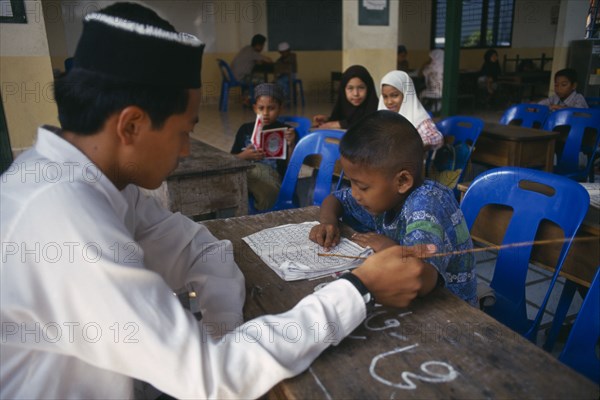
[{"xmin": 430, "ymin": 0, "xmax": 515, "ymax": 50}]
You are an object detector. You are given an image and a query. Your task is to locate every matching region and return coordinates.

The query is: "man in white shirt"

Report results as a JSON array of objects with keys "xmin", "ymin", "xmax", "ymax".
[{"xmin": 0, "ymin": 3, "xmax": 437, "ymax": 398}]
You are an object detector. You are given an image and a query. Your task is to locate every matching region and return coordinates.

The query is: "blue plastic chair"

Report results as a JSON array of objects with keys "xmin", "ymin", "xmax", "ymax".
[
  {"xmin": 500, "ymin": 103, "xmax": 550, "ymax": 129},
  {"xmin": 217, "ymin": 59, "xmax": 253, "ymax": 112},
  {"xmin": 429, "ymin": 116, "xmax": 484, "ymax": 190},
  {"xmin": 543, "ymin": 108, "xmax": 600, "ymax": 182},
  {"xmin": 558, "ymin": 267, "xmax": 600, "ymax": 384},
  {"xmin": 585, "ymin": 97, "xmax": 600, "ymax": 109},
  {"xmin": 461, "ymin": 167, "xmax": 590, "ymax": 341},
  {"xmin": 272, "ymin": 129, "xmax": 344, "ymax": 210},
  {"xmin": 278, "ymin": 116, "xmax": 311, "ymax": 140}
]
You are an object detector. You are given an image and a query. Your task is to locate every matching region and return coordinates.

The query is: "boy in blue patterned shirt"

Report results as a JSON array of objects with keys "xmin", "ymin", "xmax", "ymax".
[{"xmin": 309, "ymin": 111, "xmax": 477, "ymax": 305}]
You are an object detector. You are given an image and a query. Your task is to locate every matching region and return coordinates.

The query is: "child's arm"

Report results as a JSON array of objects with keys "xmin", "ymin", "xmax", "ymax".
[
  {"xmin": 351, "ymin": 232, "xmax": 398, "ymax": 253},
  {"xmin": 234, "ymin": 146, "xmax": 266, "ymax": 161},
  {"xmin": 312, "ymin": 114, "xmax": 328, "ymax": 127},
  {"xmin": 309, "ymin": 194, "xmax": 343, "ymax": 249}
]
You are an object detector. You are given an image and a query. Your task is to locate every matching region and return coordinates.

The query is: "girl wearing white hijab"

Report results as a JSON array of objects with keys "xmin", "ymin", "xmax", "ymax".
[{"xmin": 378, "ymin": 70, "xmax": 443, "ymax": 150}]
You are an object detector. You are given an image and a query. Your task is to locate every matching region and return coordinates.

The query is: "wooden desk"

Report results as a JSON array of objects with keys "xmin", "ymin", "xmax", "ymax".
[
  {"xmin": 472, "ymin": 122, "xmax": 559, "ymax": 172},
  {"xmin": 201, "ymin": 207, "xmax": 598, "ymax": 398},
  {"xmin": 167, "ymin": 139, "xmax": 253, "ymax": 220},
  {"xmin": 458, "ymin": 182, "xmax": 599, "ymax": 287}
]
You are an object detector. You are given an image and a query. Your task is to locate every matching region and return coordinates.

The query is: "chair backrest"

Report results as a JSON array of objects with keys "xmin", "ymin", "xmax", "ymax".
[
  {"xmin": 217, "ymin": 58, "xmax": 236, "ymax": 83},
  {"xmin": 585, "ymin": 96, "xmax": 600, "ymax": 109},
  {"xmin": 461, "ymin": 167, "xmax": 590, "ymax": 339},
  {"xmin": 500, "ymin": 103, "xmax": 550, "ymax": 128},
  {"xmin": 559, "ymin": 267, "xmax": 600, "ymax": 383},
  {"xmin": 543, "ymin": 108, "xmax": 600, "ymax": 181},
  {"xmin": 432, "ymin": 116, "xmax": 484, "ymax": 188},
  {"xmin": 278, "ymin": 116, "xmax": 311, "ymax": 140},
  {"xmin": 273, "ymin": 129, "xmax": 344, "ymax": 210}
]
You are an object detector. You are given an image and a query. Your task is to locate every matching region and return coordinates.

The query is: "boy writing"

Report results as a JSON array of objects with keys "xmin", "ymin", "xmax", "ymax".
[
  {"xmin": 310, "ymin": 111, "xmax": 477, "ymax": 306},
  {"xmin": 231, "ymin": 83, "xmax": 297, "ymax": 210},
  {"xmin": 539, "ymin": 68, "xmax": 589, "ymax": 110}
]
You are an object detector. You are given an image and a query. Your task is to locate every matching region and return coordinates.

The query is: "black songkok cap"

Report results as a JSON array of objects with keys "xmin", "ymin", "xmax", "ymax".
[
  {"xmin": 74, "ymin": 12, "xmax": 205, "ymax": 88},
  {"xmin": 254, "ymin": 83, "xmax": 284, "ymax": 104}
]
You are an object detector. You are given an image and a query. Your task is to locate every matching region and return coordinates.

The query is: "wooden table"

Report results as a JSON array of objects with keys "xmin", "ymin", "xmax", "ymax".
[
  {"xmin": 472, "ymin": 122, "xmax": 559, "ymax": 172},
  {"xmin": 201, "ymin": 207, "xmax": 599, "ymax": 398},
  {"xmin": 166, "ymin": 139, "xmax": 253, "ymax": 221}
]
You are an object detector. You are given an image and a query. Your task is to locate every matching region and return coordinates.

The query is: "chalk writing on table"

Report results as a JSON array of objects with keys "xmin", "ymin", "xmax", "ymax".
[{"xmin": 370, "ymin": 344, "xmax": 459, "ymax": 390}]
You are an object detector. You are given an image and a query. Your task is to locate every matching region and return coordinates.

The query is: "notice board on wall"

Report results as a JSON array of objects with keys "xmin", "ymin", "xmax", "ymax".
[{"xmin": 266, "ymin": 0, "xmax": 342, "ymax": 51}]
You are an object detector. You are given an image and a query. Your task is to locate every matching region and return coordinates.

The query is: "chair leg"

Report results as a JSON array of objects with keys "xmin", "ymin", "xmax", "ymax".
[
  {"xmin": 219, "ymin": 82, "xmax": 225, "ymax": 112},
  {"xmin": 296, "ymin": 80, "xmax": 305, "ymax": 107},
  {"xmin": 221, "ymin": 83, "xmax": 229, "ymax": 112},
  {"xmin": 543, "ymin": 280, "xmax": 578, "ymax": 352}
]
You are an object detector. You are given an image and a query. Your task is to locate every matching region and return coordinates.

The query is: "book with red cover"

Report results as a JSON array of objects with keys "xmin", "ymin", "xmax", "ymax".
[{"xmin": 250, "ymin": 114, "xmax": 287, "ymax": 159}]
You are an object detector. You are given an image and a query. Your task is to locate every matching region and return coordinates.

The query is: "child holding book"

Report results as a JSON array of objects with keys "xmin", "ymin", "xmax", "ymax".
[
  {"xmin": 538, "ymin": 68, "xmax": 589, "ymax": 110},
  {"xmin": 309, "ymin": 111, "xmax": 477, "ymax": 305},
  {"xmin": 231, "ymin": 83, "xmax": 297, "ymax": 210}
]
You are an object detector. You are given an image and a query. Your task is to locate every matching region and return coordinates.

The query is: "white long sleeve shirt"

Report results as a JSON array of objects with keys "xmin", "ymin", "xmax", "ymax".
[{"xmin": 0, "ymin": 126, "xmax": 366, "ymax": 399}]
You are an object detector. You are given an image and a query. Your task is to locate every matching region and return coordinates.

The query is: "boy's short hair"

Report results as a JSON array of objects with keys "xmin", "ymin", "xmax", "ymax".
[
  {"xmin": 555, "ymin": 68, "xmax": 578, "ymax": 84},
  {"xmin": 254, "ymin": 83, "xmax": 284, "ymax": 105},
  {"xmin": 251, "ymin": 34, "xmax": 267, "ymax": 47},
  {"xmin": 397, "ymin": 45, "xmax": 407, "ymax": 54},
  {"xmin": 340, "ymin": 111, "xmax": 423, "ymax": 178}
]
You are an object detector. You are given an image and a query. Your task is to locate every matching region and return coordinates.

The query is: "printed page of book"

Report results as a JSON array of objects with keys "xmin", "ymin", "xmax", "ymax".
[{"xmin": 242, "ymin": 221, "xmax": 373, "ymax": 281}]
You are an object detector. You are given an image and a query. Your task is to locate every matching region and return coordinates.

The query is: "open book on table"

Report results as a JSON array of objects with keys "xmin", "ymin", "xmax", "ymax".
[
  {"xmin": 242, "ymin": 221, "xmax": 373, "ymax": 281},
  {"xmin": 250, "ymin": 114, "xmax": 287, "ymax": 160}
]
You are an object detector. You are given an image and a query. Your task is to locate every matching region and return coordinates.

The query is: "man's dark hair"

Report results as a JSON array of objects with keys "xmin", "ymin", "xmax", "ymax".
[
  {"xmin": 555, "ymin": 68, "xmax": 578, "ymax": 85},
  {"xmin": 340, "ymin": 111, "xmax": 423, "ymax": 178},
  {"xmin": 54, "ymin": 2, "xmax": 189, "ymax": 135},
  {"xmin": 251, "ymin": 34, "xmax": 267, "ymax": 47}
]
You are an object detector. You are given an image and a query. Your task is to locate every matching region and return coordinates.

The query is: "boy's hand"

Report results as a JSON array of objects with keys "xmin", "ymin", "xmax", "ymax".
[
  {"xmin": 236, "ymin": 146, "xmax": 265, "ymax": 161},
  {"xmin": 352, "ymin": 244, "xmax": 438, "ymax": 308},
  {"xmin": 351, "ymin": 232, "xmax": 396, "ymax": 252},
  {"xmin": 309, "ymin": 223, "xmax": 341, "ymax": 250},
  {"xmin": 312, "ymin": 114, "xmax": 328, "ymax": 127}
]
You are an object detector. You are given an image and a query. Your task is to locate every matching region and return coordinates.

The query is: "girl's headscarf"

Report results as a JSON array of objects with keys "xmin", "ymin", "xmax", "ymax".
[
  {"xmin": 377, "ymin": 70, "xmax": 431, "ymax": 128},
  {"xmin": 329, "ymin": 65, "xmax": 378, "ymax": 129}
]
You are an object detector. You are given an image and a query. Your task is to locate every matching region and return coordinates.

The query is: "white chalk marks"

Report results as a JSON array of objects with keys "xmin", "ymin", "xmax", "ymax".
[{"xmin": 369, "ymin": 344, "xmax": 459, "ymax": 390}]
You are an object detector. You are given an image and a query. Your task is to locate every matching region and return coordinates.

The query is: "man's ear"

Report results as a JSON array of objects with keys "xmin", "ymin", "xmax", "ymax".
[
  {"xmin": 395, "ymin": 170, "xmax": 414, "ymax": 194},
  {"xmin": 115, "ymin": 106, "xmax": 149, "ymax": 145}
]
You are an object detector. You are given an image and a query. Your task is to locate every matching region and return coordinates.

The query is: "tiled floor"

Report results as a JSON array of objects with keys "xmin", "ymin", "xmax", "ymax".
[{"xmin": 192, "ymin": 95, "xmax": 584, "ymax": 358}]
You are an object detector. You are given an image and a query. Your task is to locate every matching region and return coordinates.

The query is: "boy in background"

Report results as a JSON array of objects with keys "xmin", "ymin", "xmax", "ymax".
[
  {"xmin": 538, "ymin": 68, "xmax": 589, "ymax": 110},
  {"xmin": 274, "ymin": 41, "xmax": 298, "ymax": 104},
  {"xmin": 231, "ymin": 83, "xmax": 297, "ymax": 210},
  {"xmin": 309, "ymin": 111, "xmax": 477, "ymax": 306}
]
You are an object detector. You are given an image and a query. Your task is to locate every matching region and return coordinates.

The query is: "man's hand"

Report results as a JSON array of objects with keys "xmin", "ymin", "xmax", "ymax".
[
  {"xmin": 351, "ymin": 232, "xmax": 396, "ymax": 252},
  {"xmin": 352, "ymin": 244, "xmax": 439, "ymax": 308},
  {"xmin": 309, "ymin": 223, "xmax": 341, "ymax": 250}
]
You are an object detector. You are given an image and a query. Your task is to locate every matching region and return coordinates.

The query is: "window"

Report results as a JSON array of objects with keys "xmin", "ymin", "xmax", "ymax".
[{"xmin": 432, "ymin": 0, "xmax": 514, "ymax": 48}]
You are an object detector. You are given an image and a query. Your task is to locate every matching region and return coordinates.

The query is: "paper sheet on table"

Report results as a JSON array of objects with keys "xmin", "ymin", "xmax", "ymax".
[{"xmin": 242, "ymin": 221, "xmax": 373, "ymax": 281}]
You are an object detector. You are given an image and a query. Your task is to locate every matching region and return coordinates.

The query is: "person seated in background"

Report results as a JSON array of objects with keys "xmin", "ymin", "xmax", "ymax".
[
  {"xmin": 478, "ymin": 49, "xmax": 502, "ymax": 103},
  {"xmin": 538, "ymin": 68, "xmax": 589, "ymax": 110},
  {"xmin": 274, "ymin": 42, "xmax": 297, "ymax": 104},
  {"xmin": 397, "ymin": 45, "xmax": 410, "ymax": 72},
  {"xmin": 231, "ymin": 33, "xmax": 273, "ymax": 85},
  {"xmin": 418, "ymin": 49, "xmax": 444, "ymax": 114},
  {"xmin": 312, "ymin": 65, "xmax": 378, "ymax": 129},
  {"xmin": 309, "ymin": 111, "xmax": 477, "ymax": 306},
  {"xmin": 231, "ymin": 83, "xmax": 297, "ymax": 211},
  {"xmin": 378, "ymin": 70, "xmax": 443, "ymax": 151}
]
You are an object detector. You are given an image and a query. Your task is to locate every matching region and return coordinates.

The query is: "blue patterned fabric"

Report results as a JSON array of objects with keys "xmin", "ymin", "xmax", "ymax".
[{"xmin": 333, "ymin": 180, "xmax": 477, "ymax": 305}]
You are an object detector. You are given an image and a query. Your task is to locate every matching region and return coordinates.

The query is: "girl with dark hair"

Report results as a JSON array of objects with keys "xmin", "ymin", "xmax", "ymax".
[
  {"xmin": 478, "ymin": 49, "xmax": 502, "ymax": 99},
  {"xmin": 312, "ymin": 65, "xmax": 378, "ymax": 129}
]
